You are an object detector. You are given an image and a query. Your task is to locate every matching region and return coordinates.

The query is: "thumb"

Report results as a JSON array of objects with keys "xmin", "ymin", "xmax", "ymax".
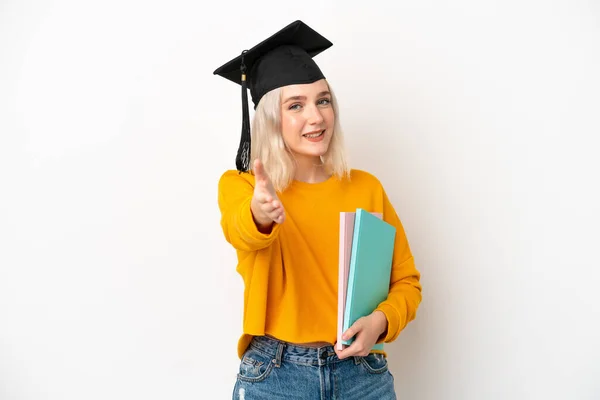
[
  {"xmin": 342, "ymin": 318, "xmax": 364, "ymax": 341},
  {"xmin": 253, "ymin": 159, "xmax": 266, "ymax": 182}
]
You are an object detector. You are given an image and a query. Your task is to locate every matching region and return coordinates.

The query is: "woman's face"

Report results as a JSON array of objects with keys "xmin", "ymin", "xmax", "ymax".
[{"xmin": 280, "ymin": 79, "xmax": 334, "ymax": 161}]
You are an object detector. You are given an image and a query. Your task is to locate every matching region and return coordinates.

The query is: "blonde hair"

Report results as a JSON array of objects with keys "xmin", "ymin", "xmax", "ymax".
[{"xmin": 250, "ymin": 81, "xmax": 351, "ymax": 192}]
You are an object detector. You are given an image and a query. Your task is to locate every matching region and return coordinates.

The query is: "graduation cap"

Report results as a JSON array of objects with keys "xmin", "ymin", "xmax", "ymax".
[{"xmin": 213, "ymin": 20, "xmax": 333, "ymax": 172}]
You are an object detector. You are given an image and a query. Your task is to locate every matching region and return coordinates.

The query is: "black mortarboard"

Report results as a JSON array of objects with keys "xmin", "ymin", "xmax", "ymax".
[{"xmin": 213, "ymin": 20, "xmax": 333, "ymax": 172}]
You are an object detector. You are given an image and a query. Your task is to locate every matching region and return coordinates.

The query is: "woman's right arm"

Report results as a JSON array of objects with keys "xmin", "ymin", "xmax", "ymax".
[{"xmin": 217, "ymin": 160, "xmax": 285, "ymax": 252}]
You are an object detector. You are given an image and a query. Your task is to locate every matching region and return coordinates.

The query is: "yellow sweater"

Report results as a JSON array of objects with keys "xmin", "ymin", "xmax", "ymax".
[{"xmin": 217, "ymin": 168, "xmax": 422, "ymax": 359}]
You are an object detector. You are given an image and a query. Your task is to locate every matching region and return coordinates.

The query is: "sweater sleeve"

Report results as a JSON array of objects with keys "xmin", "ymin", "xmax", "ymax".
[
  {"xmin": 375, "ymin": 187, "xmax": 422, "ymax": 343},
  {"xmin": 217, "ymin": 170, "xmax": 282, "ymax": 252}
]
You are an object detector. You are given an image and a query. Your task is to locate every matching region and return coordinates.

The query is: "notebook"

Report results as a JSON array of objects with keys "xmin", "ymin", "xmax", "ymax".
[
  {"xmin": 340, "ymin": 208, "xmax": 396, "ymax": 349},
  {"xmin": 337, "ymin": 211, "xmax": 383, "ymax": 350}
]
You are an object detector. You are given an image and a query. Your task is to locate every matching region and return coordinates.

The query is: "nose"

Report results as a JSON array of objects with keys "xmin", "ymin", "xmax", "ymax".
[{"xmin": 307, "ymin": 104, "xmax": 324, "ymax": 125}]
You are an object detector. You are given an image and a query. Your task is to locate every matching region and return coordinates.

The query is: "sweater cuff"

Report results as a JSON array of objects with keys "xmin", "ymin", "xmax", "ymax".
[
  {"xmin": 237, "ymin": 197, "xmax": 281, "ymax": 245},
  {"xmin": 375, "ymin": 303, "xmax": 401, "ymax": 343}
]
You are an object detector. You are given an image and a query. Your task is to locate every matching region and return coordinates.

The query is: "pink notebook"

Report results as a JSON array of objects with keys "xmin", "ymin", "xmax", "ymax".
[{"xmin": 337, "ymin": 211, "xmax": 382, "ymax": 350}]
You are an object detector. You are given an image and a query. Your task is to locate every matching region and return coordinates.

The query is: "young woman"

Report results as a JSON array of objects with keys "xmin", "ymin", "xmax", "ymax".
[{"xmin": 214, "ymin": 20, "xmax": 422, "ymax": 400}]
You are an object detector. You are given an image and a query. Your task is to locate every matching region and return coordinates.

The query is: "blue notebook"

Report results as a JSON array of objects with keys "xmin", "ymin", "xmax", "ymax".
[{"xmin": 342, "ymin": 208, "xmax": 396, "ymax": 349}]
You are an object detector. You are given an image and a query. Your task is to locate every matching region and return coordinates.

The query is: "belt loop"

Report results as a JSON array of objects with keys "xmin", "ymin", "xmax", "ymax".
[{"xmin": 274, "ymin": 341, "xmax": 285, "ymax": 367}]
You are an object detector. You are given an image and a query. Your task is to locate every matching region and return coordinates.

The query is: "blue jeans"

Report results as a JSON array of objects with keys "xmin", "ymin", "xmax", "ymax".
[{"xmin": 232, "ymin": 335, "xmax": 396, "ymax": 399}]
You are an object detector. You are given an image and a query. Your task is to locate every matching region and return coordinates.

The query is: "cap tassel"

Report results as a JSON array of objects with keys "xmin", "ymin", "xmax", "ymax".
[{"xmin": 236, "ymin": 50, "xmax": 251, "ymax": 173}]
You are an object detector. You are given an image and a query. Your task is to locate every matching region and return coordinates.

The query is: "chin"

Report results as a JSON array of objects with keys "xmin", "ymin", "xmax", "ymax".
[
  {"xmin": 305, "ymin": 145, "xmax": 330, "ymax": 157},
  {"xmin": 289, "ymin": 137, "xmax": 332, "ymax": 158}
]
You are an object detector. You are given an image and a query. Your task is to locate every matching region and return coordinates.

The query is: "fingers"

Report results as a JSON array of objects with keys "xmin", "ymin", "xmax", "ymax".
[
  {"xmin": 334, "ymin": 344, "xmax": 345, "ymax": 358},
  {"xmin": 252, "ymin": 195, "xmax": 285, "ymax": 225},
  {"xmin": 253, "ymin": 189, "xmax": 273, "ymax": 204},
  {"xmin": 253, "ymin": 158, "xmax": 277, "ymax": 193},
  {"xmin": 262, "ymin": 200, "xmax": 281, "ymax": 215},
  {"xmin": 253, "ymin": 161, "xmax": 278, "ymax": 204},
  {"xmin": 266, "ymin": 201, "xmax": 285, "ymax": 224},
  {"xmin": 334, "ymin": 318, "xmax": 371, "ymax": 359},
  {"xmin": 342, "ymin": 316, "xmax": 364, "ymax": 342},
  {"xmin": 334, "ymin": 339, "xmax": 369, "ymax": 360},
  {"xmin": 252, "ymin": 159, "xmax": 286, "ymax": 225},
  {"xmin": 254, "ymin": 192, "xmax": 281, "ymax": 213},
  {"xmin": 272, "ymin": 210, "xmax": 285, "ymax": 224}
]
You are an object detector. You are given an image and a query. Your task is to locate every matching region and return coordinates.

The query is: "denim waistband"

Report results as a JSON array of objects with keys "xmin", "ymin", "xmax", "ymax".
[{"xmin": 248, "ymin": 335, "xmax": 357, "ymax": 366}]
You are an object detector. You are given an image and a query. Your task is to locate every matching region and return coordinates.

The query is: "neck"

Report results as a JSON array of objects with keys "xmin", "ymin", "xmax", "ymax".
[{"xmin": 293, "ymin": 155, "xmax": 331, "ymax": 183}]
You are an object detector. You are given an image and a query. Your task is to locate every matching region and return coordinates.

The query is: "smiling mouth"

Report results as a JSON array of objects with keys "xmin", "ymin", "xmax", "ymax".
[{"xmin": 302, "ymin": 130, "xmax": 324, "ymax": 138}]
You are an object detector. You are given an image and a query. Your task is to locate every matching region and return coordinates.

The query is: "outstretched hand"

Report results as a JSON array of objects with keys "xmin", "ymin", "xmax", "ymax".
[
  {"xmin": 334, "ymin": 310, "xmax": 388, "ymax": 359},
  {"xmin": 251, "ymin": 159, "xmax": 285, "ymax": 229}
]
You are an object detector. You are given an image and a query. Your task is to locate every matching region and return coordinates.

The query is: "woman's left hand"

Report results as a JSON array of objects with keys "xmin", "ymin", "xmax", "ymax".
[{"xmin": 334, "ymin": 310, "xmax": 388, "ymax": 359}]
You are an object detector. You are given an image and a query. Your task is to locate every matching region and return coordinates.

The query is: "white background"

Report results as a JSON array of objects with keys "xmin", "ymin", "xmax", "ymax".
[{"xmin": 1, "ymin": 0, "xmax": 599, "ymax": 399}]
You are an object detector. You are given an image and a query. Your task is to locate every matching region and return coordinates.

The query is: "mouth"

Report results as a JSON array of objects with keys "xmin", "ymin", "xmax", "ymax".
[{"xmin": 302, "ymin": 130, "xmax": 325, "ymax": 139}]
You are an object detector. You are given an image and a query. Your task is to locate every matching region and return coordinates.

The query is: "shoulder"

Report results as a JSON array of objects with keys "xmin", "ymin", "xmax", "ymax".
[
  {"xmin": 348, "ymin": 169, "xmax": 384, "ymax": 189},
  {"xmin": 219, "ymin": 169, "xmax": 256, "ymax": 187},
  {"xmin": 218, "ymin": 170, "xmax": 257, "ymax": 196}
]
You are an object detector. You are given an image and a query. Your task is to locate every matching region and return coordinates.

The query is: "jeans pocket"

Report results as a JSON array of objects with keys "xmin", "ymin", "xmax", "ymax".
[
  {"xmin": 358, "ymin": 353, "xmax": 389, "ymax": 374},
  {"xmin": 237, "ymin": 347, "xmax": 276, "ymax": 382}
]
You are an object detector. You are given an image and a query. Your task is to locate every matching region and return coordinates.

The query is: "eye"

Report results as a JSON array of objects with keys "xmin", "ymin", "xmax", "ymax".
[
  {"xmin": 318, "ymin": 98, "xmax": 331, "ymax": 106},
  {"xmin": 288, "ymin": 103, "xmax": 302, "ymax": 110}
]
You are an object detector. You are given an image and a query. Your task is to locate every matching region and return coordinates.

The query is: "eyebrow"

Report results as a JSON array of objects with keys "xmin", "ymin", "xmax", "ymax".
[{"xmin": 282, "ymin": 91, "xmax": 331, "ymax": 103}]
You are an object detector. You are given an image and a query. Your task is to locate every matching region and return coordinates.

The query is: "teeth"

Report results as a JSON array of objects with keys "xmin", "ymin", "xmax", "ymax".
[{"xmin": 304, "ymin": 131, "xmax": 323, "ymax": 138}]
